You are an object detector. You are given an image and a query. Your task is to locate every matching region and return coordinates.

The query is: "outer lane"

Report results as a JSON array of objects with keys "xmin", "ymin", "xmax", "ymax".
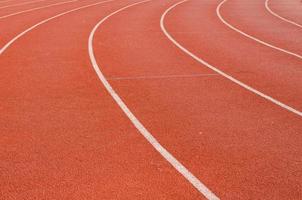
[
  {"xmin": 218, "ymin": 0, "xmax": 302, "ymax": 55},
  {"xmin": 0, "ymin": 0, "xmax": 109, "ymax": 48},
  {"xmin": 164, "ymin": 0, "xmax": 302, "ymax": 112},
  {"xmin": 0, "ymin": 0, "xmax": 50, "ymax": 12},
  {"xmin": 0, "ymin": 0, "xmax": 76, "ymax": 17},
  {"xmin": 266, "ymin": 0, "xmax": 302, "ymax": 27}
]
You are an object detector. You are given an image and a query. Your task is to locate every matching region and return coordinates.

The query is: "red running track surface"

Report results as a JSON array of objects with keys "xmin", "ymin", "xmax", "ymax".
[
  {"xmin": 0, "ymin": 0, "xmax": 301, "ymax": 199},
  {"xmin": 266, "ymin": 0, "xmax": 302, "ymax": 26}
]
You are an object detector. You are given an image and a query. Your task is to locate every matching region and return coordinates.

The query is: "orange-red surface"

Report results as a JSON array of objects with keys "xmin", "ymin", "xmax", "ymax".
[{"xmin": 0, "ymin": 0, "xmax": 301, "ymax": 199}]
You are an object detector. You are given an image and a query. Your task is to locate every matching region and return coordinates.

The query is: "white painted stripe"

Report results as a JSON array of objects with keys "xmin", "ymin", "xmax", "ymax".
[
  {"xmin": 265, "ymin": 0, "xmax": 302, "ymax": 29},
  {"xmin": 0, "ymin": 0, "xmax": 47, "ymax": 9},
  {"xmin": 160, "ymin": 0, "xmax": 302, "ymax": 117},
  {"xmin": 0, "ymin": 0, "xmax": 113, "ymax": 55},
  {"xmin": 108, "ymin": 73, "xmax": 219, "ymax": 80},
  {"xmin": 88, "ymin": 1, "xmax": 220, "ymax": 200},
  {"xmin": 0, "ymin": 0, "xmax": 78, "ymax": 20},
  {"xmin": 216, "ymin": 0, "xmax": 302, "ymax": 60}
]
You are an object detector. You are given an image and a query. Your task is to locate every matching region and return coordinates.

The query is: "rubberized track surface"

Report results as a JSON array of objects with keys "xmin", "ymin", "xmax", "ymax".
[{"xmin": 0, "ymin": 0, "xmax": 301, "ymax": 199}]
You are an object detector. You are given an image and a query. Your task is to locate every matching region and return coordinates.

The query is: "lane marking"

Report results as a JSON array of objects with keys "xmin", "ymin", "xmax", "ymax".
[
  {"xmin": 0, "ymin": 0, "xmax": 47, "ymax": 9},
  {"xmin": 0, "ymin": 0, "xmax": 78, "ymax": 20},
  {"xmin": 107, "ymin": 73, "xmax": 219, "ymax": 80},
  {"xmin": 265, "ymin": 0, "xmax": 302, "ymax": 28},
  {"xmin": 216, "ymin": 0, "xmax": 302, "ymax": 60},
  {"xmin": 88, "ymin": 1, "xmax": 220, "ymax": 200},
  {"xmin": 0, "ymin": 0, "xmax": 114, "ymax": 55},
  {"xmin": 160, "ymin": 0, "xmax": 302, "ymax": 117}
]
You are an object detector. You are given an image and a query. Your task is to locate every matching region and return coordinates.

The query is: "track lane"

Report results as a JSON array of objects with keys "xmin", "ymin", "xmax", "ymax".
[
  {"xmin": 0, "ymin": 0, "xmax": 207, "ymax": 199},
  {"xmin": 265, "ymin": 0, "xmax": 302, "ymax": 28},
  {"xmin": 91, "ymin": 0, "xmax": 302, "ymax": 199},
  {"xmin": 0, "ymin": 0, "xmax": 119, "ymax": 55},
  {"xmin": 266, "ymin": 0, "xmax": 302, "ymax": 27},
  {"xmin": 88, "ymin": 1, "xmax": 219, "ymax": 199},
  {"xmin": 0, "ymin": 0, "xmax": 19, "ymax": 6},
  {"xmin": 162, "ymin": 0, "xmax": 301, "ymax": 117},
  {"xmin": 218, "ymin": 0, "xmax": 302, "ymax": 58},
  {"xmin": 1, "ymin": 0, "xmax": 301, "ymax": 199},
  {"xmin": 0, "ymin": 0, "xmax": 79, "ymax": 20},
  {"xmin": 0, "ymin": 0, "xmax": 13, "ymax": 4},
  {"xmin": 0, "ymin": 0, "xmax": 48, "ymax": 10},
  {"xmin": 0, "ymin": 0, "xmax": 44, "ymax": 7},
  {"xmin": 0, "ymin": 0, "xmax": 76, "ymax": 17},
  {"xmin": 163, "ymin": 0, "xmax": 302, "ymax": 112},
  {"xmin": 0, "ymin": 0, "xmax": 114, "ymax": 48}
]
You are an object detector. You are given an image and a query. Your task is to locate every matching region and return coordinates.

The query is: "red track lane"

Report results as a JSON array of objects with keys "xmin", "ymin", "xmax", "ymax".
[
  {"xmin": 91, "ymin": 0, "xmax": 302, "ymax": 199},
  {"xmin": 219, "ymin": 0, "xmax": 302, "ymax": 55},
  {"xmin": 0, "ymin": 0, "xmax": 51, "ymax": 11},
  {"xmin": 0, "ymin": 0, "xmax": 82, "ymax": 18},
  {"xmin": 0, "ymin": 0, "xmax": 79, "ymax": 20},
  {"xmin": 0, "ymin": 0, "xmax": 68, "ymax": 16},
  {"xmin": 0, "ymin": 0, "xmax": 109, "ymax": 48},
  {"xmin": 0, "ymin": 0, "xmax": 205, "ymax": 199},
  {"xmin": 267, "ymin": 0, "xmax": 302, "ymax": 25},
  {"xmin": 0, "ymin": 0, "xmax": 43, "ymax": 7},
  {"xmin": 0, "ymin": 0, "xmax": 20, "ymax": 6},
  {"xmin": 1, "ymin": 0, "xmax": 302, "ymax": 199},
  {"xmin": 165, "ymin": 0, "xmax": 302, "ymax": 111}
]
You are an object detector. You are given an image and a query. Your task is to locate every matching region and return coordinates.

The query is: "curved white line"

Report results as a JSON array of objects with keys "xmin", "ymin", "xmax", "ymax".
[
  {"xmin": 88, "ymin": 1, "xmax": 220, "ymax": 200},
  {"xmin": 0, "ymin": 0, "xmax": 113, "ymax": 55},
  {"xmin": 0, "ymin": 0, "xmax": 78, "ymax": 20},
  {"xmin": 160, "ymin": 0, "xmax": 302, "ymax": 117},
  {"xmin": 0, "ymin": 0, "xmax": 47, "ymax": 9},
  {"xmin": 217, "ymin": 0, "xmax": 302, "ymax": 60},
  {"xmin": 265, "ymin": 0, "xmax": 302, "ymax": 28}
]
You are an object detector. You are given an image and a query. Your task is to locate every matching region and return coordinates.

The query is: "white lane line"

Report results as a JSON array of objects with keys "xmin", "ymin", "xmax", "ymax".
[
  {"xmin": 0, "ymin": 0, "xmax": 47, "ymax": 9},
  {"xmin": 107, "ymin": 73, "xmax": 219, "ymax": 80},
  {"xmin": 0, "ymin": 0, "xmax": 114, "ymax": 55},
  {"xmin": 265, "ymin": 0, "xmax": 302, "ymax": 28},
  {"xmin": 88, "ymin": 1, "xmax": 220, "ymax": 200},
  {"xmin": 160, "ymin": 0, "xmax": 302, "ymax": 117},
  {"xmin": 216, "ymin": 0, "xmax": 302, "ymax": 60},
  {"xmin": 0, "ymin": 0, "xmax": 78, "ymax": 19}
]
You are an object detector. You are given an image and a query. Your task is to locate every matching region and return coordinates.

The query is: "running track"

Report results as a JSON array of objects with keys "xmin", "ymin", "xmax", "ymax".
[{"xmin": 0, "ymin": 0, "xmax": 301, "ymax": 199}]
